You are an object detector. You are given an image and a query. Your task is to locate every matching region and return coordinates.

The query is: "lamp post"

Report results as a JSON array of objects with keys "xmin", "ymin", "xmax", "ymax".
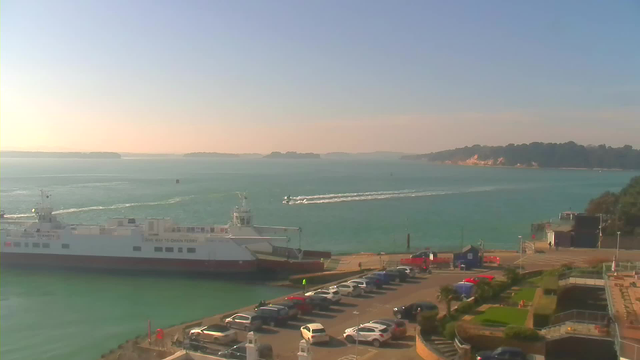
[
  {"xmin": 353, "ymin": 310, "xmax": 360, "ymax": 358},
  {"xmin": 518, "ymin": 236, "xmax": 523, "ymax": 273},
  {"xmin": 616, "ymin": 231, "xmax": 621, "ymax": 261}
]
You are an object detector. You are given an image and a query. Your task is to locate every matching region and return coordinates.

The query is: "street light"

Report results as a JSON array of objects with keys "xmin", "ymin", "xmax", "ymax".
[
  {"xmin": 353, "ymin": 310, "xmax": 360, "ymax": 359},
  {"xmin": 617, "ymin": 231, "xmax": 621, "ymax": 261},
  {"xmin": 518, "ymin": 236, "xmax": 523, "ymax": 273}
]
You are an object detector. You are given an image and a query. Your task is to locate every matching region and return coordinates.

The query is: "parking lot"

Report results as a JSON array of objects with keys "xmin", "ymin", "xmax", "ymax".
[{"xmin": 199, "ymin": 270, "xmax": 496, "ymax": 360}]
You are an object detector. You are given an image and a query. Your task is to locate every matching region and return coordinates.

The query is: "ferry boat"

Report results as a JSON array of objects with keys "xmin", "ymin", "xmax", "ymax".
[{"xmin": 0, "ymin": 192, "xmax": 304, "ymax": 273}]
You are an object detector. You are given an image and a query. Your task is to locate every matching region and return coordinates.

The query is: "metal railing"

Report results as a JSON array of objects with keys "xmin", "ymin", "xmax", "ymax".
[
  {"xmin": 551, "ymin": 310, "xmax": 609, "ymax": 325},
  {"xmin": 603, "ymin": 263, "xmax": 640, "ymax": 359},
  {"xmin": 540, "ymin": 321, "xmax": 610, "ymax": 340}
]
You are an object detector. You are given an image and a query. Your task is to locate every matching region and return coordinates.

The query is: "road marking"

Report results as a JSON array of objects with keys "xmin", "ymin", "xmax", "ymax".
[{"xmin": 336, "ymin": 349, "xmax": 377, "ymax": 360}]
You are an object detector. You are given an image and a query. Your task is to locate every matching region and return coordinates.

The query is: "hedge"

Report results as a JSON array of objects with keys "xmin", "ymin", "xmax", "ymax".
[
  {"xmin": 455, "ymin": 300, "xmax": 475, "ymax": 314},
  {"xmin": 444, "ymin": 321, "xmax": 458, "ymax": 341},
  {"xmin": 504, "ymin": 325, "xmax": 543, "ymax": 341},
  {"xmin": 532, "ymin": 295, "xmax": 557, "ymax": 328}
]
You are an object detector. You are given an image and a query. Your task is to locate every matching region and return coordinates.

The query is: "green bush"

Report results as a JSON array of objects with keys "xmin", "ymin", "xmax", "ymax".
[
  {"xmin": 491, "ymin": 280, "xmax": 510, "ymax": 297},
  {"xmin": 503, "ymin": 325, "xmax": 542, "ymax": 341},
  {"xmin": 443, "ymin": 321, "xmax": 458, "ymax": 341},
  {"xmin": 418, "ymin": 311, "xmax": 439, "ymax": 334},
  {"xmin": 455, "ymin": 300, "xmax": 475, "ymax": 314}
]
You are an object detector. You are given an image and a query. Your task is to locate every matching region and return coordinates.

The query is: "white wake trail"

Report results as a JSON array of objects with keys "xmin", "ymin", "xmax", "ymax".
[
  {"xmin": 7, "ymin": 196, "xmax": 194, "ymax": 217},
  {"xmin": 290, "ymin": 189, "xmax": 418, "ymax": 200}
]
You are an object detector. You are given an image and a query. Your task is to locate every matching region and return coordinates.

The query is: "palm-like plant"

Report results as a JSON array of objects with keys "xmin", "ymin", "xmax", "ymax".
[
  {"xmin": 437, "ymin": 285, "xmax": 458, "ymax": 316},
  {"xmin": 475, "ymin": 279, "xmax": 493, "ymax": 301},
  {"xmin": 503, "ymin": 267, "xmax": 520, "ymax": 285}
]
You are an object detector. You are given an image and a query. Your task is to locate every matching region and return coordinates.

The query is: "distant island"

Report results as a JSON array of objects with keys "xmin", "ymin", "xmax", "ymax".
[
  {"xmin": 184, "ymin": 152, "xmax": 240, "ymax": 158},
  {"xmin": 401, "ymin": 142, "xmax": 640, "ymax": 170},
  {"xmin": 184, "ymin": 152, "xmax": 262, "ymax": 158},
  {"xmin": 263, "ymin": 151, "xmax": 321, "ymax": 159},
  {"xmin": 0, "ymin": 151, "xmax": 121, "ymax": 159},
  {"xmin": 323, "ymin": 151, "xmax": 411, "ymax": 160}
]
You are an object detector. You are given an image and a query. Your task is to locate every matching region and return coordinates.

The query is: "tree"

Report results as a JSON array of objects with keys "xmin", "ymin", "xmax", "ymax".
[
  {"xmin": 437, "ymin": 285, "xmax": 458, "ymax": 316},
  {"xmin": 503, "ymin": 267, "xmax": 520, "ymax": 286},
  {"xmin": 586, "ymin": 176, "xmax": 640, "ymax": 235},
  {"xmin": 475, "ymin": 280, "xmax": 493, "ymax": 301}
]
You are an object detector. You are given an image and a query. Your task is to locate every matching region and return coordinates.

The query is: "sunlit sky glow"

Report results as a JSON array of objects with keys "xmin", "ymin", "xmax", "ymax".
[{"xmin": 1, "ymin": 0, "xmax": 639, "ymax": 154}]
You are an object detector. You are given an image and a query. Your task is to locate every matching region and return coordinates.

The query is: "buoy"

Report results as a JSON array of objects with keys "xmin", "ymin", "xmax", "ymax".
[{"xmin": 175, "ymin": 179, "xmax": 180, "ymax": 184}]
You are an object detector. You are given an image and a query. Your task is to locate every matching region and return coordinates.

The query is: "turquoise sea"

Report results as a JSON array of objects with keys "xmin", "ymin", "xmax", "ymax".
[{"xmin": 0, "ymin": 158, "xmax": 637, "ymax": 360}]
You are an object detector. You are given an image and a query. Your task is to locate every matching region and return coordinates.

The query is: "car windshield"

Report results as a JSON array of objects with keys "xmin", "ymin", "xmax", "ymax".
[
  {"xmin": 312, "ymin": 328, "xmax": 326, "ymax": 334},
  {"xmin": 204, "ymin": 325, "xmax": 228, "ymax": 332},
  {"xmin": 379, "ymin": 328, "xmax": 389, "ymax": 333}
]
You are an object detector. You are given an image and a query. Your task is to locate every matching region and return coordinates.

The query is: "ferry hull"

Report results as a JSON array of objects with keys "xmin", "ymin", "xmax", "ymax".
[{"xmin": 0, "ymin": 252, "xmax": 257, "ymax": 273}]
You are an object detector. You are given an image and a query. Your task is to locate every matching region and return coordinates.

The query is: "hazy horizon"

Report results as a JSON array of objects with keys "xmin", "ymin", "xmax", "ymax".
[{"xmin": 2, "ymin": 1, "xmax": 639, "ymax": 153}]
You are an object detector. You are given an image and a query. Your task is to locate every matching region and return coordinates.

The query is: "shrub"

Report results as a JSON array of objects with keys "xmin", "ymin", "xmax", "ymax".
[
  {"xmin": 532, "ymin": 295, "xmax": 557, "ymax": 328},
  {"xmin": 503, "ymin": 267, "xmax": 521, "ymax": 285},
  {"xmin": 503, "ymin": 325, "xmax": 542, "ymax": 341},
  {"xmin": 491, "ymin": 280, "xmax": 510, "ymax": 297},
  {"xmin": 418, "ymin": 311, "xmax": 439, "ymax": 334},
  {"xmin": 443, "ymin": 321, "xmax": 458, "ymax": 341},
  {"xmin": 455, "ymin": 300, "xmax": 475, "ymax": 314}
]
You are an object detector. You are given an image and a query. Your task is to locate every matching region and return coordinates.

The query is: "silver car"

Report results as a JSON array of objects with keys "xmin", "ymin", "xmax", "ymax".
[
  {"xmin": 225, "ymin": 312, "xmax": 263, "ymax": 331},
  {"xmin": 348, "ymin": 278, "xmax": 375, "ymax": 293}
]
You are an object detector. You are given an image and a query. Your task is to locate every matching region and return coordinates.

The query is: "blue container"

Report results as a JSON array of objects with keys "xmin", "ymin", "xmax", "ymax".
[{"xmin": 454, "ymin": 282, "xmax": 476, "ymax": 300}]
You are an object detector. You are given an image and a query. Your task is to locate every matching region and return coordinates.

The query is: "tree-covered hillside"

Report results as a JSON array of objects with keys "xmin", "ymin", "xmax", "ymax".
[
  {"xmin": 586, "ymin": 176, "xmax": 640, "ymax": 235},
  {"xmin": 401, "ymin": 142, "xmax": 640, "ymax": 169}
]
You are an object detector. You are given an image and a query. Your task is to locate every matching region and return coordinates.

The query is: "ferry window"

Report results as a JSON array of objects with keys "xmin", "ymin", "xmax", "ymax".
[
  {"xmin": 42, "ymin": 243, "xmax": 50, "ymax": 248},
  {"xmin": 154, "ymin": 247, "xmax": 163, "ymax": 252},
  {"xmin": 33, "ymin": 242, "xmax": 41, "ymax": 248},
  {"xmin": 187, "ymin": 247, "xmax": 196, "ymax": 253},
  {"xmin": 128, "ymin": 218, "xmax": 136, "ymax": 224},
  {"xmin": 14, "ymin": 242, "xmax": 21, "ymax": 247},
  {"xmin": 25, "ymin": 242, "xmax": 29, "ymax": 248},
  {"xmin": 178, "ymin": 247, "xmax": 183, "ymax": 253},
  {"xmin": 165, "ymin": 247, "xmax": 174, "ymax": 252},
  {"xmin": 133, "ymin": 246, "xmax": 142, "ymax": 252},
  {"xmin": 62, "ymin": 244, "xmax": 70, "ymax": 249}
]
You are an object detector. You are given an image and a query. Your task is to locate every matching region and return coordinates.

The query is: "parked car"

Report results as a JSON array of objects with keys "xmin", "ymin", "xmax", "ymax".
[
  {"xmin": 463, "ymin": 275, "xmax": 495, "ymax": 285},
  {"xmin": 343, "ymin": 323, "xmax": 392, "ymax": 348},
  {"xmin": 372, "ymin": 271, "xmax": 392, "ymax": 285},
  {"xmin": 330, "ymin": 283, "xmax": 363, "ymax": 297},
  {"xmin": 225, "ymin": 312, "xmax": 263, "ymax": 331},
  {"xmin": 217, "ymin": 342, "xmax": 274, "ymax": 360},
  {"xmin": 396, "ymin": 266, "xmax": 417, "ymax": 278},
  {"xmin": 272, "ymin": 301, "xmax": 300, "ymax": 319},
  {"xmin": 476, "ymin": 347, "xmax": 527, "ymax": 360},
  {"xmin": 285, "ymin": 296, "xmax": 314, "ymax": 315},
  {"xmin": 188, "ymin": 324, "xmax": 237, "ymax": 344},
  {"xmin": 393, "ymin": 301, "xmax": 438, "ymax": 320},
  {"xmin": 410, "ymin": 250, "xmax": 437, "ymax": 259},
  {"xmin": 363, "ymin": 275, "xmax": 384, "ymax": 289},
  {"xmin": 369, "ymin": 319, "xmax": 407, "ymax": 339},
  {"xmin": 300, "ymin": 323, "xmax": 330, "ymax": 344},
  {"xmin": 305, "ymin": 289, "xmax": 342, "ymax": 303},
  {"xmin": 348, "ymin": 278, "xmax": 376, "ymax": 292},
  {"xmin": 255, "ymin": 305, "xmax": 289, "ymax": 327},
  {"xmin": 385, "ymin": 268, "xmax": 408, "ymax": 282},
  {"xmin": 307, "ymin": 295, "xmax": 333, "ymax": 311},
  {"xmin": 184, "ymin": 336, "xmax": 221, "ymax": 355}
]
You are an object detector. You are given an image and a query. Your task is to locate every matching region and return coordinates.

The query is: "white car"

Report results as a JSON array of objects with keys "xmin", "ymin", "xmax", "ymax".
[
  {"xmin": 331, "ymin": 283, "xmax": 363, "ymax": 297},
  {"xmin": 397, "ymin": 266, "xmax": 417, "ymax": 278},
  {"xmin": 348, "ymin": 279, "xmax": 376, "ymax": 293},
  {"xmin": 189, "ymin": 324, "xmax": 237, "ymax": 344},
  {"xmin": 300, "ymin": 323, "xmax": 330, "ymax": 344},
  {"xmin": 343, "ymin": 323, "xmax": 392, "ymax": 348},
  {"xmin": 305, "ymin": 289, "xmax": 342, "ymax": 303}
]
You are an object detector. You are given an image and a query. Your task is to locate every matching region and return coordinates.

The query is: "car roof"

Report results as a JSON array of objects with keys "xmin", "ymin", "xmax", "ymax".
[
  {"xmin": 260, "ymin": 305, "xmax": 285, "ymax": 310},
  {"xmin": 360, "ymin": 323, "xmax": 387, "ymax": 330},
  {"xmin": 414, "ymin": 302, "xmax": 438, "ymax": 310},
  {"xmin": 239, "ymin": 311, "xmax": 257, "ymax": 316},
  {"xmin": 306, "ymin": 323, "xmax": 324, "ymax": 329},
  {"xmin": 496, "ymin": 347, "xmax": 523, "ymax": 352},
  {"xmin": 286, "ymin": 295, "xmax": 308, "ymax": 300},
  {"xmin": 371, "ymin": 318, "xmax": 401, "ymax": 324}
]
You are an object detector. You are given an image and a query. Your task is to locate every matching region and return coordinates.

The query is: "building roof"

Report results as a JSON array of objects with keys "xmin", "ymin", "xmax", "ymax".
[
  {"xmin": 461, "ymin": 245, "xmax": 478, "ymax": 252},
  {"xmin": 550, "ymin": 223, "xmax": 574, "ymax": 232}
]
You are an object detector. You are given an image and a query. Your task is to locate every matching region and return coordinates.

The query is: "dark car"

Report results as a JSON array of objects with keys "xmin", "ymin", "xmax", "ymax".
[
  {"xmin": 363, "ymin": 275, "xmax": 384, "ymax": 289},
  {"xmin": 386, "ymin": 269, "xmax": 409, "ymax": 282},
  {"xmin": 369, "ymin": 319, "xmax": 407, "ymax": 339},
  {"xmin": 476, "ymin": 347, "xmax": 527, "ymax": 360},
  {"xmin": 255, "ymin": 305, "xmax": 289, "ymax": 327},
  {"xmin": 184, "ymin": 336, "xmax": 220, "ymax": 355},
  {"xmin": 217, "ymin": 342, "xmax": 274, "ymax": 360},
  {"xmin": 307, "ymin": 295, "xmax": 333, "ymax": 311},
  {"xmin": 410, "ymin": 250, "xmax": 438, "ymax": 259},
  {"xmin": 372, "ymin": 271, "xmax": 392, "ymax": 284},
  {"xmin": 393, "ymin": 301, "xmax": 438, "ymax": 320},
  {"xmin": 272, "ymin": 301, "xmax": 299, "ymax": 319}
]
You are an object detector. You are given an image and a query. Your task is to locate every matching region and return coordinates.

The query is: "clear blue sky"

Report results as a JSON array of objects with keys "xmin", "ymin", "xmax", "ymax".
[{"xmin": 1, "ymin": 0, "xmax": 639, "ymax": 153}]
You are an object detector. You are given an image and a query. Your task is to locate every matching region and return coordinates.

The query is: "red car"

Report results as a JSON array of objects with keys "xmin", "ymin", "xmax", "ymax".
[
  {"xmin": 285, "ymin": 296, "xmax": 314, "ymax": 315},
  {"xmin": 463, "ymin": 275, "xmax": 495, "ymax": 284}
]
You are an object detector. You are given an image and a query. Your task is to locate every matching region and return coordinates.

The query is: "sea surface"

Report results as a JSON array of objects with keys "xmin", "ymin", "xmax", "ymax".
[{"xmin": 0, "ymin": 158, "xmax": 637, "ymax": 360}]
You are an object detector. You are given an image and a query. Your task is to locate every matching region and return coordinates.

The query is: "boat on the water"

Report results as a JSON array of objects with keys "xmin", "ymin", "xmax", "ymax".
[{"xmin": 0, "ymin": 191, "xmax": 310, "ymax": 274}]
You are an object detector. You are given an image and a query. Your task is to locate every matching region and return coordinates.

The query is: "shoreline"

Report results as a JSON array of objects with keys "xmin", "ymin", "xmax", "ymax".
[{"xmin": 405, "ymin": 160, "xmax": 632, "ymax": 171}]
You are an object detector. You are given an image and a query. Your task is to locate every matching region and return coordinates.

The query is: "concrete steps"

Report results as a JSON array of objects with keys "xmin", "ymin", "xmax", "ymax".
[{"xmin": 429, "ymin": 336, "xmax": 459, "ymax": 359}]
